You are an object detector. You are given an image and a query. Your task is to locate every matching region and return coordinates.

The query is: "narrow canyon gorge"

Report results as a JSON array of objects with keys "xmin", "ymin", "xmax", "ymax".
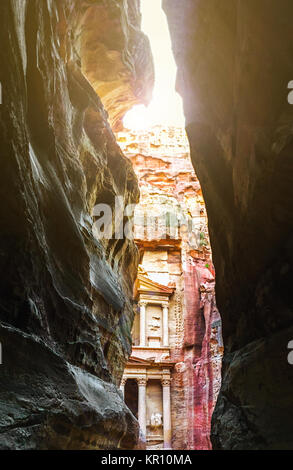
[{"xmin": 0, "ymin": 0, "xmax": 293, "ymax": 451}]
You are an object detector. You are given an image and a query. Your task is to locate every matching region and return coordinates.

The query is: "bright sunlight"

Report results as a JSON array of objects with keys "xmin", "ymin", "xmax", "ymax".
[{"xmin": 123, "ymin": 0, "xmax": 185, "ymax": 130}]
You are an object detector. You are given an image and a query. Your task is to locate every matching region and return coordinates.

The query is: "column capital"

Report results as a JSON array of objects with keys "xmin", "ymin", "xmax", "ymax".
[
  {"xmin": 162, "ymin": 301, "xmax": 169, "ymax": 309},
  {"xmin": 137, "ymin": 377, "xmax": 147, "ymax": 386},
  {"xmin": 161, "ymin": 377, "xmax": 171, "ymax": 386},
  {"xmin": 120, "ymin": 377, "xmax": 127, "ymax": 386},
  {"xmin": 139, "ymin": 300, "xmax": 147, "ymax": 307}
]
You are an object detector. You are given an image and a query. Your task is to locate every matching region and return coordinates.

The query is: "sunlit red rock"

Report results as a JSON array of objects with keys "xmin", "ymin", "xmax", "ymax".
[
  {"xmin": 117, "ymin": 126, "xmax": 223, "ymax": 449},
  {"xmin": 78, "ymin": 0, "xmax": 154, "ymax": 130}
]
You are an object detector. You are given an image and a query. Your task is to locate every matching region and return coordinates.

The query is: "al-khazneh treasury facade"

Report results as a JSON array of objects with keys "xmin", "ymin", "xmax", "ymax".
[{"xmin": 117, "ymin": 127, "xmax": 223, "ymax": 450}]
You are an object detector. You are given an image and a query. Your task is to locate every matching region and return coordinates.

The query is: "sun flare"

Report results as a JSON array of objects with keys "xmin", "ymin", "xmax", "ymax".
[{"xmin": 123, "ymin": 0, "xmax": 185, "ymax": 130}]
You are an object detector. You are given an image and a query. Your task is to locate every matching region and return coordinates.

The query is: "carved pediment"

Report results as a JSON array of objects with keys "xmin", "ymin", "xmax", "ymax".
[
  {"xmin": 128, "ymin": 356, "xmax": 154, "ymax": 365},
  {"xmin": 134, "ymin": 272, "xmax": 174, "ymax": 298}
]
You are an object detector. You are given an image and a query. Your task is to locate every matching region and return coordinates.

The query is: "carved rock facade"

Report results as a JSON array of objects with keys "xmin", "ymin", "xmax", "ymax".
[
  {"xmin": 118, "ymin": 126, "xmax": 223, "ymax": 450},
  {"xmin": 0, "ymin": 0, "xmax": 153, "ymax": 449}
]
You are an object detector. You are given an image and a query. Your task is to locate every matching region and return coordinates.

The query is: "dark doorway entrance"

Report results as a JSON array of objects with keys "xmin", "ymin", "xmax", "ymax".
[{"xmin": 125, "ymin": 379, "xmax": 138, "ymax": 418}]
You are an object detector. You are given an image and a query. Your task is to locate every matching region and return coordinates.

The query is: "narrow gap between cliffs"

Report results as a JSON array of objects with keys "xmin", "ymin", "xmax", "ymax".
[{"xmin": 111, "ymin": 0, "xmax": 223, "ymax": 451}]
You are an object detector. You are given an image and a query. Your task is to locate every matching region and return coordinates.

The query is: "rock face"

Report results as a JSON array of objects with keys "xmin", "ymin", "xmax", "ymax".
[
  {"xmin": 79, "ymin": 0, "xmax": 154, "ymax": 131},
  {"xmin": 164, "ymin": 0, "xmax": 293, "ymax": 449},
  {"xmin": 118, "ymin": 126, "xmax": 223, "ymax": 449},
  {"xmin": 0, "ymin": 0, "xmax": 153, "ymax": 449},
  {"xmin": 181, "ymin": 259, "xmax": 222, "ymax": 450}
]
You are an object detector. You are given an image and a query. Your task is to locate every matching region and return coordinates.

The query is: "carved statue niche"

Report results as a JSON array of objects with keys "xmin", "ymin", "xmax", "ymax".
[
  {"xmin": 149, "ymin": 315, "xmax": 161, "ymax": 334},
  {"xmin": 150, "ymin": 412, "xmax": 162, "ymax": 428}
]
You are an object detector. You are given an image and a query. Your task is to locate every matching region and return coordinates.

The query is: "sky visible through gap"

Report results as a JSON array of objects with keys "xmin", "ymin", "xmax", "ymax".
[{"xmin": 123, "ymin": 0, "xmax": 185, "ymax": 130}]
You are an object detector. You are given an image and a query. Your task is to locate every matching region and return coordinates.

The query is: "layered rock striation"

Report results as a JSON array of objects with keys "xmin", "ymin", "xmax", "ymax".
[
  {"xmin": 164, "ymin": 0, "xmax": 293, "ymax": 449},
  {"xmin": 0, "ymin": 0, "xmax": 153, "ymax": 449},
  {"xmin": 79, "ymin": 0, "xmax": 154, "ymax": 131}
]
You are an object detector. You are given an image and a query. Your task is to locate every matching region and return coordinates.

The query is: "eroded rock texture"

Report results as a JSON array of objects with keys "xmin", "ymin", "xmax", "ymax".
[
  {"xmin": 0, "ymin": 0, "xmax": 153, "ymax": 449},
  {"xmin": 79, "ymin": 0, "xmax": 154, "ymax": 130},
  {"xmin": 164, "ymin": 0, "xmax": 293, "ymax": 449}
]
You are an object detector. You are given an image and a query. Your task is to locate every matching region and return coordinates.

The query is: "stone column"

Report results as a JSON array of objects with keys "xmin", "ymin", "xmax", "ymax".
[
  {"xmin": 162, "ymin": 377, "xmax": 172, "ymax": 449},
  {"xmin": 162, "ymin": 303, "xmax": 169, "ymax": 347},
  {"xmin": 139, "ymin": 301, "xmax": 147, "ymax": 347},
  {"xmin": 120, "ymin": 377, "xmax": 127, "ymax": 399},
  {"xmin": 137, "ymin": 377, "xmax": 147, "ymax": 439}
]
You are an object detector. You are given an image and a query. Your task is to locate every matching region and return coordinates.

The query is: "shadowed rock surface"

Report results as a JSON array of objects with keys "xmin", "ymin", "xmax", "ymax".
[
  {"xmin": 0, "ymin": 0, "xmax": 153, "ymax": 449},
  {"xmin": 164, "ymin": 0, "xmax": 293, "ymax": 449}
]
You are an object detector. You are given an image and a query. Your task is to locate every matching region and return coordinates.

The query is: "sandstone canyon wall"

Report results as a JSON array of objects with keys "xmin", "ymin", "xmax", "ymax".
[
  {"xmin": 164, "ymin": 0, "xmax": 293, "ymax": 449},
  {"xmin": 0, "ymin": 0, "xmax": 153, "ymax": 449},
  {"xmin": 118, "ymin": 126, "xmax": 223, "ymax": 449}
]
